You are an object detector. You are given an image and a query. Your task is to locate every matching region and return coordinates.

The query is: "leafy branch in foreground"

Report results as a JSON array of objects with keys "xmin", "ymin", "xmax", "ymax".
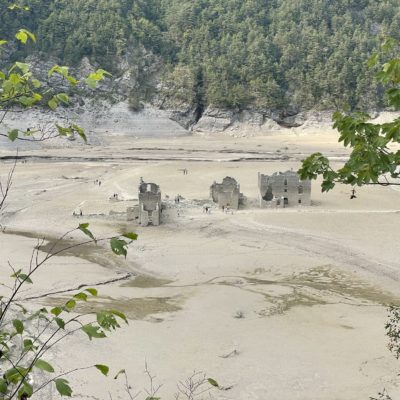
[
  {"xmin": 0, "ymin": 5, "xmax": 129, "ymax": 399},
  {"xmin": 0, "ymin": 223, "xmax": 137, "ymax": 399},
  {"xmin": 299, "ymin": 38, "xmax": 400, "ymax": 192}
]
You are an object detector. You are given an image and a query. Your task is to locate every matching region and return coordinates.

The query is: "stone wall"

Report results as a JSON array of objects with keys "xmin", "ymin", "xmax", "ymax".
[
  {"xmin": 210, "ymin": 176, "xmax": 242, "ymax": 209},
  {"xmin": 258, "ymin": 171, "xmax": 311, "ymax": 208},
  {"xmin": 138, "ymin": 182, "xmax": 162, "ymax": 226}
]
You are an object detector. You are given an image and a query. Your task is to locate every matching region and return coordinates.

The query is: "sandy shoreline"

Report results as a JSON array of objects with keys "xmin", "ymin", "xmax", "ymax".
[{"xmin": 1, "ymin": 130, "xmax": 400, "ymax": 399}]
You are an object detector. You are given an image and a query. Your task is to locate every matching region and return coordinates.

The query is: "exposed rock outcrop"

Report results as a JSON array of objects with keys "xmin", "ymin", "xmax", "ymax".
[{"xmin": 193, "ymin": 108, "xmax": 236, "ymax": 133}]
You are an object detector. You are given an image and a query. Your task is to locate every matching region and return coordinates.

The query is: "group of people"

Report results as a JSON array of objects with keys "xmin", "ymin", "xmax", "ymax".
[
  {"xmin": 94, "ymin": 179, "xmax": 102, "ymax": 186},
  {"xmin": 110, "ymin": 193, "xmax": 119, "ymax": 200},
  {"xmin": 222, "ymin": 205, "xmax": 231, "ymax": 213},
  {"xmin": 72, "ymin": 209, "xmax": 83, "ymax": 217}
]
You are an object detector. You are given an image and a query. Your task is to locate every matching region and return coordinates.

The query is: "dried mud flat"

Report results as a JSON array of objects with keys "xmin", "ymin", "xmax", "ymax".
[{"xmin": 2, "ymin": 130, "xmax": 400, "ymax": 399}]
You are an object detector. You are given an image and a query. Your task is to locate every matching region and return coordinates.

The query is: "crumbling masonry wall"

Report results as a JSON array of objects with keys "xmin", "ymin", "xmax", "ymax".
[
  {"xmin": 258, "ymin": 171, "xmax": 311, "ymax": 208},
  {"xmin": 210, "ymin": 176, "xmax": 242, "ymax": 209},
  {"xmin": 138, "ymin": 182, "xmax": 162, "ymax": 226}
]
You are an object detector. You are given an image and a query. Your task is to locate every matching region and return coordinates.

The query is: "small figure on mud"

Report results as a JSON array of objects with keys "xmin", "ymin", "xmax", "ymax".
[
  {"xmin": 222, "ymin": 205, "xmax": 225, "ymax": 212},
  {"xmin": 350, "ymin": 188, "xmax": 357, "ymax": 199},
  {"xmin": 79, "ymin": 209, "xmax": 83, "ymax": 217}
]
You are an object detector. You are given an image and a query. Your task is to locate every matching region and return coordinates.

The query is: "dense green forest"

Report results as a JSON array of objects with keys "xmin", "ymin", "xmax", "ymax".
[{"xmin": 1, "ymin": 0, "xmax": 399, "ymax": 111}]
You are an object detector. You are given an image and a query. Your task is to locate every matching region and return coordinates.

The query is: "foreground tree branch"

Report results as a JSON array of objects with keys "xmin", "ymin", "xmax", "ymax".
[{"xmin": 299, "ymin": 38, "xmax": 400, "ymax": 193}]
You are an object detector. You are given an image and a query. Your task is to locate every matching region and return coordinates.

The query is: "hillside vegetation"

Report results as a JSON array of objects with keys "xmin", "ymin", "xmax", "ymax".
[{"xmin": 1, "ymin": 0, "xmax": 399, "ymax": 112}]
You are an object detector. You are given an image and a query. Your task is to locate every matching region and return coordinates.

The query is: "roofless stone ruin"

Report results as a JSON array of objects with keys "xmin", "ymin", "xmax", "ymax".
[
  {"xmin": 127, "ymin": 181, "xmax": 162, "ymax": 226},
  {"xmin": 210, "ymin": 176, "xmax": 244, "ymax": 210},
  {"xmin": 258, "ymin": 170, "xmax": 311, "ymax": 208}
]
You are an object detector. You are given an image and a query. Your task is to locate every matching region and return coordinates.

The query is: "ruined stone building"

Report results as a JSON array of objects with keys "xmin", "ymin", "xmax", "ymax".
[
  {"xmin": 127, "ymin": 181, "xmax": 162, "ymax": 226},
  {"xmin": 210, "ymin": 176, "xmax": 243, "ymax": 209},
  {"xmin": 258, "ymin": 171, "xmax": 311, "ymax": 208}
]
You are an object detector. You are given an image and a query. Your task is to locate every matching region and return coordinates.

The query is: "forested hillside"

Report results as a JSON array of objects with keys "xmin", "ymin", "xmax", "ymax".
[{"xmin": 1, "ymin": 0, "xmax": 399, "ymax": 112}]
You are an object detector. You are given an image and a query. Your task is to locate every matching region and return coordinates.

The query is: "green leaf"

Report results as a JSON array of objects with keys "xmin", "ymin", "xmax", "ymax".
[
  {"xmin": 23, "ymin": 339, "xmax": 35, "ymax": 352},
  {"xmin": 110, "ymin": 238, "xmax": 128, "ymax": 258},
  {"xmin": 55, "ymin": 378, "xmax": 72, "ymax": 397},
  {"xmin": 51, "ymin": 307, "xmax": 62, "ymax": 316},
  {"xmin": 72, "ymin": 124, "xmax": 87, "ymax": 143},
  {"xmin": 15, "ymin": 30, "xmax": 27, "ymax": 44},
  {"xmin": 122, "ymin": 232, "xmax": 138, "ymax": 241},
  {"xmin": 10, "ymin": 269, "xmax": 22, "ymax": 279},
  {"xmin": 48, "ymin": 97, "xmax": 58, "ymax": 110},
  {"xmin": 65, "ymin": 299, "xmax": 76, "ymax": 310},
  {"xmin": 34, "ymin": 359, "xmax": 55, "ymax": 373},
  {"xmin": 31, "ymin": 78, "xmax": 41, "ymax": 88},
  {"xmin": 85, "ymin": 288, "xmax": 98, "ymax": 296},
  {"xmin": 5, "ymin": 367, "xmax": 27, "ymax": 384},
  {"xmin": 208, "ymin": 378, "xmax": 219, "ymax": 387},
  {"xmin": 86, "ymin": 76, "xmax": 99, "ymax": 89},
  {"xmin": 73, "ymin": 292, "xmax": 88, "ymax": 301},
  {"xmin": 18, "ymin": 381, "xmax": 33, "ymax": 399},
  {"xmin": 81, "ymin": 324, "xmax": 106, "ymax": 340},
  {"xmin": 96, "ymin": 311, "xmax": 120, "ymax": 331},
  {"xmin": 110, "ymin": 309, "xmax": 128, "ymax": 324},
  {"xmin": 12, "ymin": 319, "xmax": 24, "ymax": 334},
  {"xmin": 95, "ymin": 364, "xmax": 109, "ymax": 376},
  {"xmin": 18, "ymin": 273, "xmax": 33, "ymax": 284},
  {"xmin": 56, "ymin": 124, "xmax": 72, "ymax": 137},
  {"xmin": 8, "ymin": 4, "xmax": 30, "ymax": 10},
  {"xmin": 0, "ymin": 378, "xmax": 7, "ymax": 394},
  {"xmin": 15, "ymin": 62, "xmax": 29, "ymax": 74},
  {"xmin": 78, "ymin": 223, "xmax": 96, "ymax": 242},
  {"xmin": 56, "ymin": 93, "xmax": 69, "ymax": 105},
  {"xmin": 15, "ymin": 29, "xmax": 35, "ymax": 44},
  {"xmin": 367, "ymin": 53, "xmax": 379, "ymax": 68},
  {"xmin": 55, "ymin": 317, "xmax": 65, "ymax": 329},
  {"xmin": 8, "ymin": 129, "xmax": 18, "ymax": 142}
]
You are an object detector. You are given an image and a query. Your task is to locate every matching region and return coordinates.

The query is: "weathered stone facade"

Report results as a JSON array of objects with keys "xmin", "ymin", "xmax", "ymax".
[
  {"xmin": 210, "ymin": 176, "xmax": 243, "ymax": 209},
  {"xmin": 258, "ymin": 171, "xmax": 311, "ymax": 208},
  {"xmin": 138, "ymin": 182, "xmax": 162, "ymax": 226},
  {"xmin": 127, "ymin": 181, "xmax": 162, "ymax": 226}
]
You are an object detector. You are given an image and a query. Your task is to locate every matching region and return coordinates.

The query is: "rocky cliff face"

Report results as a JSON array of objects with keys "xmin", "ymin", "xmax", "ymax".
[{"xmin": 0, "ymin": 54, "xmax": 365, "ymax": 137}]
